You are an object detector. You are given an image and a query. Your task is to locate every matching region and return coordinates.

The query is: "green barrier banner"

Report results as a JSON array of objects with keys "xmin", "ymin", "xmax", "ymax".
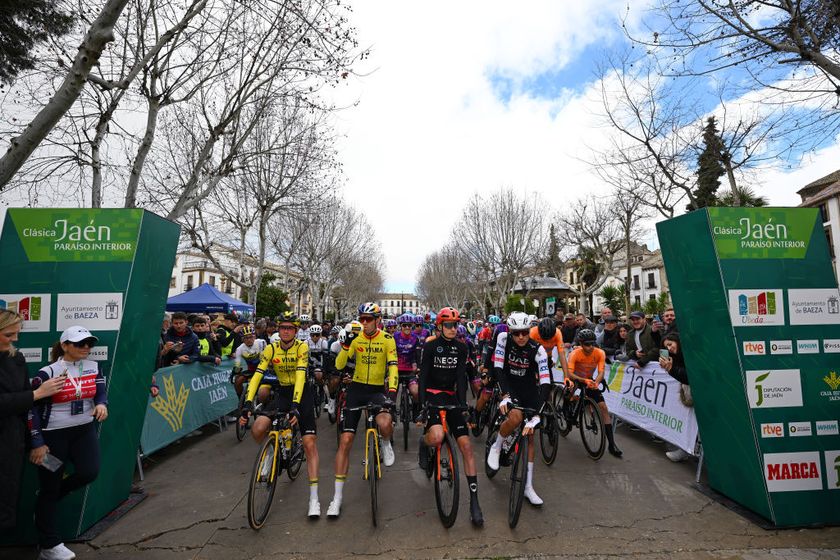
[
  {"xmin": 0, "ymin": 208, "xmax": 179, "ymax": 545},
  {"xmin": 657, "ymin": 207, "xmax": 840, "ymax": 528},
  {"xmin": 140, "ymin": 361, "xmax": 239, "ymax": 455}
]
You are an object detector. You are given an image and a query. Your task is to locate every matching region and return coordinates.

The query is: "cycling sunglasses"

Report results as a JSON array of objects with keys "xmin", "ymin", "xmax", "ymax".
[
  {"xmin": 440, "ymin": 321, "xmax": 458, "ymax": 329},
  {"xmin": 70, "ymin": 338, "xmax": 97, "ymax": 348},
  {"xmin": 359, "ymin": 316, "xmax": 376, "ymax": 323}
]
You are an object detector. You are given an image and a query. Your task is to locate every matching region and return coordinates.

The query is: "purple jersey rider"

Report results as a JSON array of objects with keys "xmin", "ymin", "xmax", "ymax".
[{"xmin": 393, "ymin": 330, "xmax": 420, "ymax": 373}]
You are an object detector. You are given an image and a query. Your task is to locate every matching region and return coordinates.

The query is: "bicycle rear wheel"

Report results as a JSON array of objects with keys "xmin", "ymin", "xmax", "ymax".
[
  {"xmin": 434, "ymin": 432, "xmax": 460, "ymax": 528},
  {"xmin": 247, "ymin": 433, "xmax": 280, "ymax": 530},
  {"xmin": 554, "ymin": 389, "xmax": 573, "ymax": 437},
  {"xmin": 367, "ymin": 431, "xmax": 379, "ymax": 527},
  {"xmin": 287, "ymin": 424, "xmax": 304, "ymax": 480},
  {"xmin": 235, "ymin": 390, "xmax": 248, "ymax": 442},
  {"xmin": 580, "ymin": 397, "xmax": 605, "ymax": 460},
  {"xmin": 508, "ymin": 434, "xmax": 527, "ymax": 528},
  {"xmin": 539, "ymin": 407, "xmax": 559, "ymax": 466}
]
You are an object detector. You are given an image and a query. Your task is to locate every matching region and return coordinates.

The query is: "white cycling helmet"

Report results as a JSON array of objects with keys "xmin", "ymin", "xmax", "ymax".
[
  {"xmin": 309, "ymin": 324, "xmax": 322, "ymax": 335},
  {"xmin": 346, "ymin": 321, "xmax": 362, "ymax": 333},
  {"xmin": 299, "ymin": 314, "xmax": 310, "ymax": 322},
  {"xmin": 528, "ymin": 314, "xmax": 538, "ymax": 326},
  {"xmin": 506, "ymin": 311, "xmax": 530, "ymax": 331},
  {"xmin": 269, "ymin": 332, "xmax": 281, "ymax": 343}
]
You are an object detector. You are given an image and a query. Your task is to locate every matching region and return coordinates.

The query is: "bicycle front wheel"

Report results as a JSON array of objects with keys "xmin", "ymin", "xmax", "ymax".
[
  {"xmin": 367, "ymin": 431, "xmax": 379, "ymax": 527},
  {"xmin": 554, "ymin": 389, "xmax": 572, "ymax": 437},
  {"xmin": 247, "ymin": 433, "xmax": 280, "ymax": 530},
  {"xmin": 434, "ymin": 432, "xmax": 460, "ymax": 528},
  {"xmin": 580, "ymin": 397, "xmax": 606, "ymax": 460},
  {"xmin": 287, "ymin": 424, "xmax": 304, "ymax": 480},
  {"xmin": 235, "ymin": 390, "xmax": 248, "ymax": 442},
  {"xmin": 539, "ymin": 407, "xmax": 559, "ymax": 466},
  {"xmin": 508, "ymin": 435, "xmax": 528, "ymax": 528}
]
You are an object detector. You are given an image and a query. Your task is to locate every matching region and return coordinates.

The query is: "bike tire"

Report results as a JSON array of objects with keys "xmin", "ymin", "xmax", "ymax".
[
  {"xmin": 472, "ymin": 404, "xmax": 487, "ymax": 437},
  {"xmin": 247, "ymin": 433, "xmax": 280, "ymax": 530},
  {"xmin": 555, "ymin": 389, "xmax": 573, "ymax": 437},
  {"xmin": 235, "ymin": 390, "xmax": 248, "ymax": 442},
  {"xmin": 580, "ymin": 397, "xmax": 606, "ymax": 460},
  {"xmin": 484, "ymin": 425, "xmax": 499, "ymax": 479},
  {"xmin": 312, "ymin": 382, "xmax": 323, "ymax": 419},
  {"xmin": 287, "ymin": 424, "xmax": 304, "ymax": 480},
  {"xmin": 368, "ymin": 431, "xmax": 379, "ymax": 527},
  {"xmin": 508, "ymin": 434, "xmax": 527, "ymax": 528},
  {"xmin": 539, "ymin": 408, "xmax": 559, "ymax": 466},
  {"xmin": 401, "ymin": 386, "xmax": 411, "ymax": 451},
  {"xmin": 434, "ymin": 432, "xmax": 460, "ymax": 528}
]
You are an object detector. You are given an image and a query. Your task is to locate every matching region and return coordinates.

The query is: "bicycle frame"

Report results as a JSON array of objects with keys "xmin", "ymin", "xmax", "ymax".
[{"xmin": 345, "ymin": 405, "xmax": 382, "ymax": 481}]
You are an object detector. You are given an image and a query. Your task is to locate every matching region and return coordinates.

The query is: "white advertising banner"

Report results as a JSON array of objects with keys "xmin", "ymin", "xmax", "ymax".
[{"xmin": 603, "ymin": 360, "xmax": 700, "ymax": 454}]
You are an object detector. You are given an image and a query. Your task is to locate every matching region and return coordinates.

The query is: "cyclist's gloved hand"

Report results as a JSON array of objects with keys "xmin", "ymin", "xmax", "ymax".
[
  {"xmin": 341, "ymin": 330, "xmax": 357, "ymax": 350},
  {"xmin": 585, "ymin": 378, "xmax": 598, "ymax": 390},
  {"xmin": 462, "ymin": 406, "xmax": 474, "ymax": 425},
  {"xmin": 387, "ymin": 389, "xmax": 397, "ymax": 402},
  {"xmin": 242, "ymin": 400, "xmax": 254, "ymax": 417},
  {"xmin": 341, "ymin": 371, "xmax": 353, "ymax": 384},
  {"xmin": 499, "ymin": 396, "xmax": 512, "ymax": 414},
  {"xmin": 288, "ymin": 403, "xmax": 300, "ymax": 423}
]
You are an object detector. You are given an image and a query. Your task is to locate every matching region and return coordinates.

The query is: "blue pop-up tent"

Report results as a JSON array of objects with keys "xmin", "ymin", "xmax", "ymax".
[{"xmin": 166, "ymin": 283, "xmax": 254, "ymax": 314}]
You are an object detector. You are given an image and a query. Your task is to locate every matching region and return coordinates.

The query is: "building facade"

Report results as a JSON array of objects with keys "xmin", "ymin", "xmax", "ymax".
[
  {"xmin": 797, "ymin": 169, "xmax": 840, "ymax": 282},
  {"xmin": 585, "ymin": 243, "xmax": 670, "ymax": 314},
  {"xmin": 375, "ymin": 293, "xmax": 428, "ymax": 318}
]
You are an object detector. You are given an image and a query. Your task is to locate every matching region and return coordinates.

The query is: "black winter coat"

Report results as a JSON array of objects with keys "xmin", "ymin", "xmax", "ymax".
[{"xmin": 0, "ymin": 351, "xmax": 34, "ymax": 529}]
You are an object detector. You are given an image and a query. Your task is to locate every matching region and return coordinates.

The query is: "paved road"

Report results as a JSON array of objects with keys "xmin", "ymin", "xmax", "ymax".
[{"xmin": 7, "ymin": 413, "xmax": 840, "ymax": 560}]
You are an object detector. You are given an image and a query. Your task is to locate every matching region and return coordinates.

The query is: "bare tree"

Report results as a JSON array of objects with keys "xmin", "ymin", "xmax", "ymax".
[{"xmin": 415, "ymin": 242, "xmax": 471, "ymax": 311}]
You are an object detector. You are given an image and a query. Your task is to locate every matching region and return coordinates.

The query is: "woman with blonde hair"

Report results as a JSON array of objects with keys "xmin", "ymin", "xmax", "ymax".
[{"xmin": 0, "ymin": 310, "xmax": 64, "ymax": 530}]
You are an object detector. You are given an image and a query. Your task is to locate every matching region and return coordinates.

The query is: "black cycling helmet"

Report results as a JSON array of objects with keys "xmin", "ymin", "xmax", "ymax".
[
  {"xmin": 537, "ymin": 317, "xmax": 556, "ymax": 340},
  {"xmin": 576, "ymin": 328, "xmax": 596, "ymax": 345}
]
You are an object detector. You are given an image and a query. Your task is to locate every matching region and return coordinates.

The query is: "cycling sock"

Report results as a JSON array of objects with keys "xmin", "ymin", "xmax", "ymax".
[
  {"xmin": 334, "ymin": 475, "xmax": 346, "ymax": 501},
  {"xmin": 526, "ymin": 462, "xmax": 535, "ymax": 489},
  {"xmin": 466, "ymin": 475, "xmax": 478, "ymax": 495},
  {"xmin": 605, "ymin": 423, "xmax": 616, "ymax": 446},
  {"xmin": 492, "ymin": 433, "xmax": 503, "ymax": 450},
  {"xmin": 309, "ymin": 479, "xmax": 318, "ymax": 500}
]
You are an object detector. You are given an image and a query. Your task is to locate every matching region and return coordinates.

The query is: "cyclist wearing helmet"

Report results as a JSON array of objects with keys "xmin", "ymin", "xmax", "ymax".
[
  {"xmin": 474, "ymin": 322, "xmax": 508, "ymax": 416},
  {"xmin": 297, "ymin": 314, "xmax": 312, "ymax": 343},
  {"xmin": 308, "ymin": 324, "xmax": 330, "ymax": 386},
  {"xmin": 486, "ymin": 312, "xmax": 550, "ymax": 506},
  {"xmin": 528, "ymin": 314, "xmax": 539, "ymax": 327},
  {"xmin": 417, "ymin": 307, "xmax": 484, "ymax": 526},
  {"xmin": 240, "ymin": 312, "xmax": 322, "ymax": 517},
  {"xmin": 394, "ymin": 313, "xmax": 421, "ymax": 410},
  {"xmin": 384, "ymin": 318, "xmax": 398, "ymax": 335},
  {"xmin": 567, "ymin": 329, "xmax": 623, "ymax": 458},
  {"xmin": 328, "ymin": 303, "xmax": 398, "ymax": 518},
  {"xmin": 529, "ymin": 317, "xmax": 570, "ymax": 384},
  {"xmin": 231, "ymin": 324, "xmax": 267, "ymax": 400}
]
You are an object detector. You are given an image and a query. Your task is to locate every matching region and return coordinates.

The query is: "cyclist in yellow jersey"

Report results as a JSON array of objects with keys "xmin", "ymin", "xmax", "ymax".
[
  {"xmin": 327, "ymin": 302, "xmax": 398, "ymax": 518},
  {"xmin": 239, "ymin": 312, "xmax": 322, "ymax": 518}
]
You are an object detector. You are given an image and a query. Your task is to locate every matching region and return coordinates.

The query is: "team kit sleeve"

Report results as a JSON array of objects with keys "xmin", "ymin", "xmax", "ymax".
[
  {"xmin": 535, "ymin": 346, "xmax": 550, "ymax": 385},
  {"xmin": 292, "ymin": 343, "xmax": 309, "ymax": 404},
  {"xmin": 385, "ymin": 336, "xmax": 398, "ymax": 392},
  {"xmin": 334, "ymin": 344, "xmax": 350, "ymax": 371},
  {"xmin": 493, "ymin": 333, "xmax": 511, "ymax": 395}
]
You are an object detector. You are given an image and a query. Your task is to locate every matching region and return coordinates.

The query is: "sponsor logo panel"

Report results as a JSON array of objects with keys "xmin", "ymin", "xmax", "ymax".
[
  {"xmin": 823, "ymin": 339, "xmax": 840, "ymax": 353},
  {"xmin": 56, "ymin": 293, "xmax": 122, "ymax": 331},
  {"xmin": 770, "ymin": 340, "xmax": 793, "ymax": 355},
  {"xmin": 746, "ymin": 369, "xmax": 803, "ymax": 408},
  {"xmin": 89, "ymin": 347, "xmax": 108, "ymax": 361},
  {"xmin": 787, "ymin": 288, "xmax": 840, "ymax": 326},
  {"xmin": 760, "ymin": 423, "xmax": 784, "ymax": 438},
  {"xmin": 0, "ymin": 294, "xmax": 51, "ymax": 332},
  {"xmin": 796, "ymin": 340, "xmax": 820, "ymax": 354},
  {"xmin": 819, "ymin": 371, "xmax": 840, "ymax": 403},
  {"xmin": 743, "ymin": 341, "xmax": 766, "ymax": 355},
  {"xmin": 788, "ymin": 422, "xmax": 812, "ymax": 437},
  {"xmin": 728, "ymin": 289, "xmax": 785, "ymax": 327},
  {"xmin": 764, "ymin": 451, "xmax": 822, "ymax": 492},
  {"xmin": 825, "ymin": 450, "xmax": 840, "ymax": 490},
  {"xmin": 815, "ymin": 421, "xmax": 839, "ymax": 436},
  {"xmin": 19, "ymin": 348, "xmax": 43, "ymax": 362}
]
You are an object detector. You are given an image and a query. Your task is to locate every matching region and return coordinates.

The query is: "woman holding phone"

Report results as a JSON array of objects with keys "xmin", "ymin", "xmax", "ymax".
[
  {"xmin": 659, "ymin": 333, "xmax": 692, "ymax": 462},
  {"xmin": 29, "ymin": 326, "xmax": 108, "ymax": 560}
]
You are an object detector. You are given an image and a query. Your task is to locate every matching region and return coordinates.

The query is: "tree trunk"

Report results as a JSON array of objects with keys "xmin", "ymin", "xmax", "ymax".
[
  {"xmin": 722, "ymin": 154, "xmax": 739, "ymax": 206},
  {"xmin": 125, "ymin": 96, "xmax": 160, "ymax": 208},
  {"xmin": 625, "ymin": 212, "xmax": 632, "ymax": 314},
  {"xmin": 0, "ymin": 0, "xmax": 131, "ymax": 188}
]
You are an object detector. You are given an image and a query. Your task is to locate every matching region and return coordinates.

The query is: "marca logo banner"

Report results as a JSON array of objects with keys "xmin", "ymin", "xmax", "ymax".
[
  {"xmin": 787, "ymin": 288, "xmax": 840, "ymax": 326},
  {"xmin": 788, "ymin": 422, "xmax": 812, "ymax": 437},
  {"xmin": 708, "ymin": 207, "xmax": 813, "ymax": 259},
  {"xmin": 8, "ymin": 208, "xmax": 142, "ymax": 262},
  {"xmin": 746, "ymin": 369, "xmax": 803, "ymax": 408},
  {"xmin": 823, "ymin": 339, "xmax": 840, "ymax": 353},
  {"xmin": 796, "ymin": 340, "xmax": 820, "ymax": 354},
  {"xmin": 0, "ymin": 293, "xmax": 51, "ymax": 332},
  {"xmin": 760, "ymin": 423, "xmax": 784, "ymax": 438},
  {"xmin": 728, "ymin": 289, "xmax": 785, "ymax": 327},
  {"xmin": 742, "ymin": 341, "xmax": 766, "ymax": 355},
  {"xmin": 764, "ymin": 451, "xmax": 822, "ymax": 492},
  {"xmin": 816, "ymin": 421, "xmax": 839, "ymax": 436},
  {"xmin": 825, "ymin": 450, "xmax": 840, "ymax": 490},
  {"xmin": 770, "ymin": 340, "xmax": 793, "ymax": 355}
]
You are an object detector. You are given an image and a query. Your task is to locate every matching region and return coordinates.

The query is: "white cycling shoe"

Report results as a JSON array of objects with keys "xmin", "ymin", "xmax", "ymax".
[
  {"xmin": 486, "ymin": 444, "xmax": 501, "ymax": 471},
  {"xmin": 381, "ymin": 439, "xmax": 395, "ymax": 467},
  {"xmin": 524, "ymin": 486, "xmax": 544, "ymax": 506},
  {"xmin": 327, "ymin": 499, "xmax": 341, "ymax": 518},
  {"xmin": 308, "ymin": 498, "xmax": 320, "ymax": 519},
  {"xmin": 39, "ymin": 543, "xmax": 75, "ymax": 560}
]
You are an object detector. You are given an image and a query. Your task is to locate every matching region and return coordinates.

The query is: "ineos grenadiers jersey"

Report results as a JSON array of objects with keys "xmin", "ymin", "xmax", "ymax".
[
  {"xmin": 335, "ymin": 329, "xmax": 398, "ymax": 391},
  {"xmin": 418, "ymin": 335, "xmax": 468, "ymax": 406},
  {"xmin": 233, "ymin": 339, "xmax": 267, "ymax": 373},
  {"xmin": 247, "ymin": 340, "xmax": 309, "ymax": 404},
  {"xmin": 492, "ymin": 332, "xmax": 550, "ymax": 399},
  {"xmin": 393, "ymin": 331, "xmax": 420, "ymax": 372}
]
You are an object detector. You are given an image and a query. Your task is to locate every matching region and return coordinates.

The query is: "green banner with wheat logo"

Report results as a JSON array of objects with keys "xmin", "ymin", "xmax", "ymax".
[{"xmin": 140, "ymin": 360, "xmax": 238, "ymax": 455}]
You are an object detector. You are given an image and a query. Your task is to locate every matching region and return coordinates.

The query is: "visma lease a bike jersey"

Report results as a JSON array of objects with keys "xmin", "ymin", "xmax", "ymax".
[
  {"xmin": 247, "ymin": 339, "xmax": 309, "ymax": 404},
  {"xmin": 335, "ymin": 329, "xmax": 398, "ymax": 391}
]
